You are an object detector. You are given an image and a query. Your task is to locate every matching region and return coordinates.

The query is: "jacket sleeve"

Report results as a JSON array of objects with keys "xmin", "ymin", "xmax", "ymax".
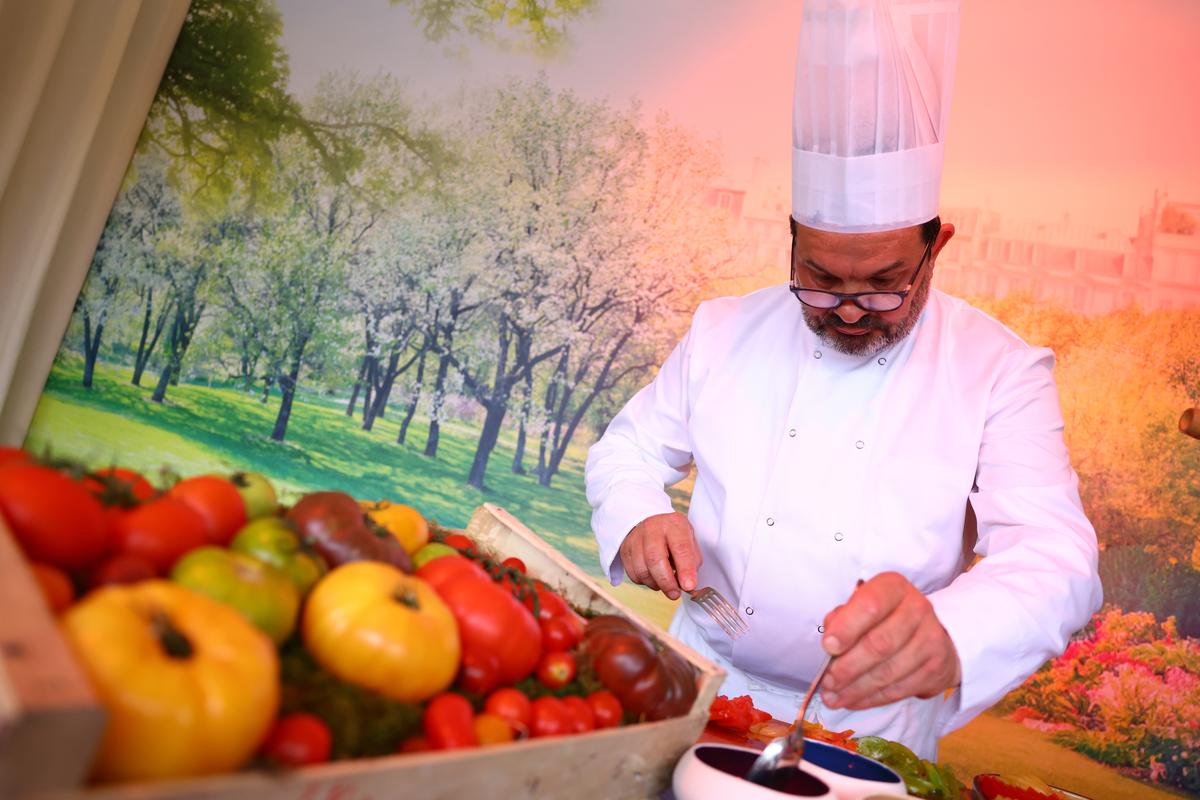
[
  {"xmin": 584, "ymin": 311, "xmax": 701, "ymax": 586},
  {"xmin": 928, "ymin": 345, "xmax": 1103, "ymax": 734}
]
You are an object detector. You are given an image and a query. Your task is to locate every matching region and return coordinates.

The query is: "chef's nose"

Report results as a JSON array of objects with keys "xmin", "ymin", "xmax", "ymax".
[{"xmin": 834, "ymin": 301, "xmax": 867, "ymax": 324}]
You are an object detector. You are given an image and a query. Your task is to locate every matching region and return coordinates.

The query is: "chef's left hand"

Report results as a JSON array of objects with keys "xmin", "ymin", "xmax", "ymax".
[{"xmin": 818, "ymin": 572, "xmax": 961, "ymax": 710}]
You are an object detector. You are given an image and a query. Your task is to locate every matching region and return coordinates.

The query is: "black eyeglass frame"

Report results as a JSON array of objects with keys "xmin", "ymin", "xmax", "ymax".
[{"xmin": 789, "ymin": 236, "xmax": 935, "ymax": 313}]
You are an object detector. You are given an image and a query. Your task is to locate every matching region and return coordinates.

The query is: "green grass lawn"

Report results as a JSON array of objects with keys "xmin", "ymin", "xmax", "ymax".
[{"xmin": 25, "ymin": 357, "xmax": 678, "ymax": 626}]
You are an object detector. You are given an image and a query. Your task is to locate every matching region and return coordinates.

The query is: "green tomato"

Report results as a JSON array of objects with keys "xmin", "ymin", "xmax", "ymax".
[
  {"xmin": 229, "ymin": 471, "xmax": 279, "ymax": 520},
  {"xmin": 230, "ymin": 517, "xmax": 326, "ymax": 595},
  {"xmin": 171, "ymin": 546, "xmax": 300, "ymax": 644},
  {"xmin": 412, "ymin": 542, "xmax": 459, "ymax": 569}
]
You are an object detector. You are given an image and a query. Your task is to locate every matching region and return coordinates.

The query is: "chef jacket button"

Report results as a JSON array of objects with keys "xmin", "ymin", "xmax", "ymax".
[
  {"xmin": 877, "ymin": 356, "xmax": 887, "ymax": 365},
  {"xmin": 788, "ymin": 428, "xmax": 796, "ymax": 438},
  {"xmin": 855, "ymin": 440, "xmax": 865, "ymax": 449},
  {"xmin": 746, "ymin": 606, "xmax": 755, "ymax": 616},
  {"xmin": 817, "ymin": 624, "xmax": 825, "ymax": 634},
  {"xmin": 813, "ymin": 350, "xmax": 822, "ymax": 359},
  {"xmin": 766, "ymin": 517, "xmax": 775, "ymax": 527},
  {"xmin": 833, "ymin": 531, "xmax": 844, "ymax": 542}
]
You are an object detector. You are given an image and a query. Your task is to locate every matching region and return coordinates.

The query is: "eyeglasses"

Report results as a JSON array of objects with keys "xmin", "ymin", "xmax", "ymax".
[{"xmin": 789, "ymin": 238, "xmax": 934, "ymax": 313}]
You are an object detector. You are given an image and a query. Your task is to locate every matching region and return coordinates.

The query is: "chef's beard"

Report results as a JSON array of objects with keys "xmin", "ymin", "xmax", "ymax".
[{"xmin": 802, "ymin": 271, "xmax": 932, "ymax": 357}]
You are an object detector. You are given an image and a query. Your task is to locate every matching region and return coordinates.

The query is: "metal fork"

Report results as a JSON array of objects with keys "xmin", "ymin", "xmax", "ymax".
[{"xmin": 688, "ymin": 587, "xmax": 749, "ymax": 639}]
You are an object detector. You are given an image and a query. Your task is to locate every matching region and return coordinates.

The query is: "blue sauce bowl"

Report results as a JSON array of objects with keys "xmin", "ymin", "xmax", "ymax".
[{"xmin": 799, "ymin": 739, "xmax": 907, "ymax": 799}]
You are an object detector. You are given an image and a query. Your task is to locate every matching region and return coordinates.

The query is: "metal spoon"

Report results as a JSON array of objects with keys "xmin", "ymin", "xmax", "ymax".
[
  {"xmin": 743, "ymin": 652, "xmax": 833, "ymax": 787},
  {"xmin": 744, "ymin": 579, "xmax": 863, "ymax": 787}
]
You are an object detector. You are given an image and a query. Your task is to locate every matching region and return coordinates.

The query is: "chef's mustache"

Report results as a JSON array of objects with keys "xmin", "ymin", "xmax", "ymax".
[{"xmin": 816, "ymin": 312, "xmax": 886, "ymax": 331}]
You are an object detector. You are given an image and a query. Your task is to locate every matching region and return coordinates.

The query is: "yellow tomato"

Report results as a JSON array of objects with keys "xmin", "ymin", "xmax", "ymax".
[
  {"xmin": 60, "ymin": 581, "xmax": 279, "ymax": 783},
  {"xmin": 303, "ymin": 562, "xmax": 460, "ymax": 703},
  {"xmin": 360, "ymin": 499, "xmax": 430, "ymax": 554}
]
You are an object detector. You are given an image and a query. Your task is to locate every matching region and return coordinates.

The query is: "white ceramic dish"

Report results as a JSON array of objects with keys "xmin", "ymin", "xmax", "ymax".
[
  {"xmin": 673, "ymin": 743, "xmax": 835, "ymax": 799},
  {"xmin": 797, "ymin": 739, "xmax": 907, "ymax": 799}
]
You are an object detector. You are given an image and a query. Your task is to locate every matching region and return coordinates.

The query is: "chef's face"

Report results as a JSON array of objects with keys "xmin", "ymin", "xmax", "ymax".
[{"xmin": 790, "ymin": 220, "xmax": 955, "ymax": 356}]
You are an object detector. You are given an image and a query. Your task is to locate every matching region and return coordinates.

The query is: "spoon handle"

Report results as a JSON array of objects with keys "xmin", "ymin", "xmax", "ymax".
[{"xmin": 786, "ymin": 653, "xmax": 832, "ymax": 752}]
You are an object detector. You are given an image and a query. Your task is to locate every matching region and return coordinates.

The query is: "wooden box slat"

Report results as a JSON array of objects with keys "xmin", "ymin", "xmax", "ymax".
[{"xmin": 1, "ymin": 503, "xmax": 724, "ymax": 800}]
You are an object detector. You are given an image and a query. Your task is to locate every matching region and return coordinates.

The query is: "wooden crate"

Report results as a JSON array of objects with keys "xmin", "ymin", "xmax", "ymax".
[{"xmin": 0, "ymin": 503, "xmax": 724, "ymax": 800}]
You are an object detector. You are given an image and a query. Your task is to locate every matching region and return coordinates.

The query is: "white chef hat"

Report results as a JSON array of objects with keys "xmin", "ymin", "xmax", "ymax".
[{"xmin": 792, "ymin": 0, "xmax": 960, "ymax": 233}]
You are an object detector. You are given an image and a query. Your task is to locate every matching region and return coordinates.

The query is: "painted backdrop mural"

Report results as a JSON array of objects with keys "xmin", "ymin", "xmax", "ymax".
[{"xmin": 22, "ymin": 1, "xmax": 1200, "ymax": 796}]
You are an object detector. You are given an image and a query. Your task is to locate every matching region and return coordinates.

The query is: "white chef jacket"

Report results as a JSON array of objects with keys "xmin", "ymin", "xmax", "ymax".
[{"xmin": 585, "ymin": 285, "xmax": 1102, "ymax": 760}]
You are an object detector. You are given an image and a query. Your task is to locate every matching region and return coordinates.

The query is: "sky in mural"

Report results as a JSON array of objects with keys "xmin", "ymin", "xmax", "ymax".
[{"xmin": 278, "ymin": 0, "xmax": 1200, "ymax": 236}]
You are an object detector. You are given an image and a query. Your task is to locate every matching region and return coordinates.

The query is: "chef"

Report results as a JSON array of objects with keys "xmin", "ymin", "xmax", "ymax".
[{"xmin": 584, "ymin": 0, "xmax": 1102, "ymax": 760}]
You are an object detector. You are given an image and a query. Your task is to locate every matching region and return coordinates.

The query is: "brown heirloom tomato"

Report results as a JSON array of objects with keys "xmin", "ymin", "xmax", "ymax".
[{"xmin": 582, "ymin": 615, "xmax": 698, "ymax": 722}]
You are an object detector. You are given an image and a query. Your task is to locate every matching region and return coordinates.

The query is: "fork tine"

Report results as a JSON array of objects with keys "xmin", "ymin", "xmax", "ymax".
[
  {"xmin": 695, "ymin": 589, "xmax": 748, "ymax": 638},
  {"xmin": 710, "ymin": 591, "xmax": 750, "ymax": 635}
]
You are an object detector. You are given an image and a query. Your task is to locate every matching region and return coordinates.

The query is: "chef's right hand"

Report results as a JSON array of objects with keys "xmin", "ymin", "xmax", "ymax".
[{"xmin": 619, "ymin": 512, "xmax": 701, "ymax": 601}]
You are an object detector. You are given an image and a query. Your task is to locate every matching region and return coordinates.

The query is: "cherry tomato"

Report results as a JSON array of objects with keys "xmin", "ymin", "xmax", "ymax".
[
  {"xmin": 523, "ymin": 582, "xmax": 571, "ymax": 622},
  {"xmin": 113, "ymin": 497, "xmax": 208, "ymax": 573},
  {"xmin": 441, "ymin": 533, "xmax": 476, "ymax": 555},
  {"xmin": 473, "ymin": 712, "xmax": 516, "ymax": 745},
  {"xmin": 501, "ymin": 556, "xmax": 526, "ymax": 573},
  {"xmin": 87, "ymin": 552, "xmax": 159, "ymax": 589},
  {"xmin": 540, "ymin": 616, "xmax": 574, "ymax": 653},
  {"xmin": 561, "ymin": 695, "xmax": 595, "ymax": 734},
  {"xmin": 82, "ymin": 467, "xmax": 156, "ymax": 504},
  {"xmin": 484, "ymin": 687, "xmax": 532, "ymax": 736},
  {"xmin": 397, "ymin": 735, "xmax": 430, "ymax": 754},
  {"xmin": 587, "ymin": 690, "xmax": 623, "ymax": 729},
  {"xmin": 457, "ymin": 647, "xmax": 502, "ymax": 696},
  {"xmin": 529, "ymin": 696, "xmax": 571, "ymax": 738},
  {"xmin": 423, "ymin": 692, "xmax": 478, "ymax": 750},
  {"xmin": 558, "ymin": 611, "xmax": 586, "ymax": 647},
  {"xmin": 29, "ymin": 562, "xmax": 74, "ymax": 613},
  {"xmin": 260, "ymin": 713, "xmax": 332, "ymax": 766},
  {"xmin": 168, "ymin": 475, "xmax": 246, "ymax": 545},
  {"xmin": 0, "ymin": 464, "xmax": 113, "ymax": 571},
  {"xmin": 536, "ymin": 650, "xmax": 577, "ymax": 689}
]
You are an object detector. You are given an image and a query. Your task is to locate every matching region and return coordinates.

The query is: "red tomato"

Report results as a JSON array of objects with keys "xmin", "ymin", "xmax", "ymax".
[
  {"xmin": 484, "ymin": 687, "xmax": 532, "ymax": 735},
  {"xmin": 168, "ymin": 475, "xmax": 246, "ymax": 545},
  {"xmin": 29, "ymin": 562, "xmax": 74, "ymax": 613},
  {"xmin": 0, "ymin": 447, "xmax": 30, "ymax": 467},
  {"xmin": 423, "ymin": 693, "xmax": 478, "ymax": 750},
  {"xmin": 0, "ymin": 464, "xmax": 113, "ymax": 570},
  {"xmin": 415, "ymin": 553, "xmax": 490, "ymax": 591},
  {"xmin": 587, "ymin": 690, "xmax": 623, "ymax": 729},
  {"xmin": 523, "ymin": 582, "xmax": 571, "ymax": 622},
  {"xmin": 561, "ymin": 695, "xmax": 595, "ymax": 734},
  {"xmin": 433, "ymin": 572, "xmax": 542, "ymax": 684},
  {"xmin": 82, "ymin": 467, "xmax": 156, "ymax": 504},
  {"xmin": 457, "ymin": 647, "xmax": 501, "ymax": 696},
  {"xmin": 536, "ymin": 650, "xmax": 577, "ymax": 690},
  {"xmin": 539, "ymin": 616, "xmax": 574, "ymax": 652},
  {"xmin": 397, "ymin": 735, "xmax": 430, "ymax": 754},
  {"xmin": 529, "ymin": 696, "xmax": 572, "ymax": 738},
  {"xmin": 501, "ymin": 556, "xmax": 526, "ymax": 573},
  {"xmin": 261, "ymin": 713, "xmax": 332, "ymax": 766},
  {"xmin": 87, "ymin": 552, "xmax": 158, "ymax": 589},
  {"xmin": 441, "ymin": 533, "xmax": 476, "ymax": 554},
  {"xmin": 558, "ymin": 611, "xmax": 586, "ymax": 647},
  {"xmin": 113, "ymin": 497, "xmax": 208, "ymax": 573}
]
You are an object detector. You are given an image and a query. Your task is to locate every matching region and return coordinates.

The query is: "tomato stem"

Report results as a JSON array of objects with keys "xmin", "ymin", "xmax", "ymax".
[
  {"xmin": 150, "ymin": 611, "xmax": 194, "ymax": 659},
  {"xmin": 393, "ymin": 589, "xmax": 420, "ymax": 609}
]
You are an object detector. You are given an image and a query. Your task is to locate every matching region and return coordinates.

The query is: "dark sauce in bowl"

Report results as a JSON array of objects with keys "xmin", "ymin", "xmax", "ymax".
[
  {"xmin": 693, "ymin": 745, "xmax": 830, "ymax": 797},
  {"xmin": 802, "ymin": 740, "xmax": 902, "ymax": 783}
]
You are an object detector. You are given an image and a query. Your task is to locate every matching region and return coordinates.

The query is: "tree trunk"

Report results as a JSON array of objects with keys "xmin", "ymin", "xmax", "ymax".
[
  {"xmin": 467, "ymin": 399, "xmax": 506, "ymax": 491},
  {"xmin": 346, "ymin": 356, "xmax": 368, "ymax": 416},
  {"xmin": 363, "ymin": 348, "xmax": 401, "ymax": 432},
  {"xmin": 398, "ymin": 348, "xmax": 427, "ymax": 446},
  {"xmin": 271, "ymin": 346, "xmax": 306, "ymax": 442},
  {"xmin": 81, "ymin": 313, "xmax": 103, "ymax": 389},
  {"xmin": 261, "ymin": 372, "xmax": 275, "ymax": 403},
  {"xmin": 511, "ymin": 370, "xmax": 533, "ymax": 474},
  {"xmin": 361, "ymin": 356, "xmax": 376, "ymax": 423},
  {"xmin": 149, "ymin": 312, "xmax": 183, "ymax": 404},
  {"xmin": 132, "ymin": 288, "xmax": 154, "ymax": 385},
  {"xmin": 133, "ymin": 298, "xmax": 170, "ymax": 387},
  {"xmin": 537, "ymin": 351, "xmax": 568, "ymax": 481},
  {"xmin": 423, "ymin": 353, "xmax": 452, "ymax": 458}
]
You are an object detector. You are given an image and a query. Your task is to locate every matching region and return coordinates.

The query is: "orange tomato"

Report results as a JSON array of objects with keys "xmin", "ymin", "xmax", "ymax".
[
  {"xmin": 360, "ymin": 500, "xmax": 430, "ymax": 555},
  {"xmin": 473, "ymin": 712, "xmax": 516, "ymax": 745}
]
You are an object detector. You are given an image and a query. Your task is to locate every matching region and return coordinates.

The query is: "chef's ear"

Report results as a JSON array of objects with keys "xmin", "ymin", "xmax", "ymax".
[{"xmin": 931, "ymin": 221, "xmax": 956, "ymax": 262}]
